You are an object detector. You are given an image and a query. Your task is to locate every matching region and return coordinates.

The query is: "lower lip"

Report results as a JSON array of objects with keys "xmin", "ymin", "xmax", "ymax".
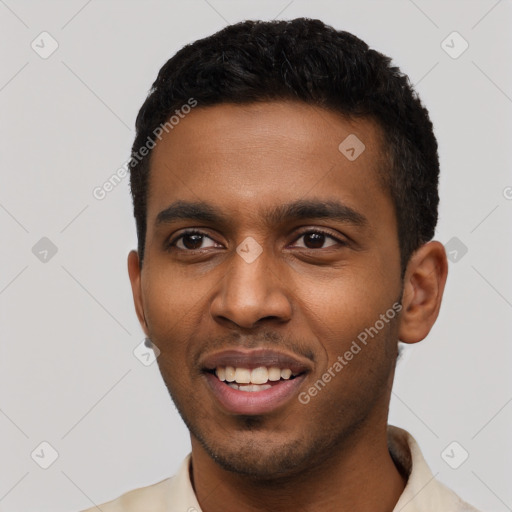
[{"xmin": 204, "ymin": 372, "xmax": 307, "ymax": 415}]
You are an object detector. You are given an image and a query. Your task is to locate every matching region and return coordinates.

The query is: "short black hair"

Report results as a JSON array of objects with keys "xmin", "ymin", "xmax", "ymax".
[{"xmin": 129, "ymin": 18, "xmax": 439, "ymax": 273}]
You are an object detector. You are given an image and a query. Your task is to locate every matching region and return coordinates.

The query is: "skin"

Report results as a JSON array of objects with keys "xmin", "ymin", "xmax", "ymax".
[{"xmin": 128, "ymin": 101, "xmax": 448, "ymax": 512}]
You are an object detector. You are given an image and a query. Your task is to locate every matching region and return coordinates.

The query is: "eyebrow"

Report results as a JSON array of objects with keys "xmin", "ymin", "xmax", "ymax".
[{"xmin": 155, "ymin": 199, "xmax": 368, "ymax": 230}]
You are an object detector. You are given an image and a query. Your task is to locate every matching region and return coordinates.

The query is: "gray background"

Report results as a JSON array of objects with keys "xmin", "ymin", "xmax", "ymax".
[{"xmin": 1, "ymin": 1, "xmax": 511, "ymax": 511}]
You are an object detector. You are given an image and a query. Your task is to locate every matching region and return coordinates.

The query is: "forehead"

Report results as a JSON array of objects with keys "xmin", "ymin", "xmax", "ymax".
[{"xmin": 146, "ymin": 101, "xmax": 392, "ymax": 231}]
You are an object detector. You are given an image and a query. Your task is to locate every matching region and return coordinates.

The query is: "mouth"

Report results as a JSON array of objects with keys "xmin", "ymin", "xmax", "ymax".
[
  {"xmin": 206, "ymin": 365, "xmax": 302, "ymax": 391},
  {"xmin": 201, "ymin": 349, "xmax": 311, "ymax": 415}
]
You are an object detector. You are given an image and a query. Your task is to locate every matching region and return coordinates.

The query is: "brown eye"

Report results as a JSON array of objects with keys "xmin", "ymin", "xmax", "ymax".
[
  {"xmin": 292, "ymin": 230, "xmax": 342, "ymax": 249},
  {"xmin": 169, "ymin": 230, "xmax": 219, "ymax": 251},
  {"xmin": 303, "ymin": 232, "xmax": 327, "ymax": 249},
  {"xmin": 180, "ymin": 233, "xmax": 205, "ymax": 250}
]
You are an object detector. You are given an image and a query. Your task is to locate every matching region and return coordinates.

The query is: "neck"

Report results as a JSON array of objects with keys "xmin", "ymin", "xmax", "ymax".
[{"xmin": 190, "ymin": 422, "xmax": 406, "ymax": 512}]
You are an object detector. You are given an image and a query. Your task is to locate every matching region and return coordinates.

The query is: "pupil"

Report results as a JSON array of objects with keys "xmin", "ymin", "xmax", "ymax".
[
  {"xmin": 184, "ymin": 234, "xmax": 203, "ymax": 250},
  {"xmin": 305, "ymin": 233, "xmax": 324, "ymax": 249}
]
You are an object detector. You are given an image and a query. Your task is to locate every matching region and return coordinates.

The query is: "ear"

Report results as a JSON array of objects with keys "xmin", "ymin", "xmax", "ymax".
[
  {"xmin": 127, "ymin": 250, "xmax": 149, "ymax": 337},
  {"xmin": 398, "ymin": 241, "xmax": 448, "ymax": 344}
]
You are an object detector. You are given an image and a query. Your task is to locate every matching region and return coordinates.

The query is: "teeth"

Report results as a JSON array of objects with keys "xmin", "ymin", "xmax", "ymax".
[
  {"xmin": 250, "ymin": 367, "xmax": 269, "ymax": 384},
  {"xmin": 214, "ymin": 366, "xmax": 297, "ymax": 384},
  {"xmin": 281, "ymin": 369, "xmax": 292, "ymax": 379},
  {"xmin": 268, "ymin": 367, "xmax": 281, "ymax": 381},
  {"xmin": 225, "ymin": 366, "xmax": 236, "ymax": 382},
  {"xmin": 234, "ymin": 368, "xmax": 251, "ymax": 384},
  {"xmin": 229, "ymin": 383, "xmax": 273, "ymax": 392}
]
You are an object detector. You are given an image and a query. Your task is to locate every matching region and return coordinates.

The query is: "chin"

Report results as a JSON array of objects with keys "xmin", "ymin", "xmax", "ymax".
[
  {"xmin": 191, "ymin": 417, "xmax": 323, "ymax": 480},
  {"xmin": 206, "ymin": 437, "xmax": 309, "ymax": 479}
]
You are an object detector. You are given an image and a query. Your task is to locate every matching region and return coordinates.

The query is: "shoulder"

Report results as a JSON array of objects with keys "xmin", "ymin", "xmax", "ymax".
[
  {"xmin": 422, "ymin": 476, "xmax": 482, "ymax": 512},
  {"xmin": 79, "ymin": 476, "xmax": 174, "ymax": 512},
  {"xmin": 79, "ymin": 454, "xmax": 196, "ymax": 512},
  {"xmin": 388, "ymin": 425, "xmax": 483, "ymax": 512}
]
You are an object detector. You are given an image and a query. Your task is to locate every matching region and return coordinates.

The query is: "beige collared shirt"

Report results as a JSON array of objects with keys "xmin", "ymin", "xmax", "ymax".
[{"xmin": 81, "ymin": 425, "xmax": 480, "ymax": 512}]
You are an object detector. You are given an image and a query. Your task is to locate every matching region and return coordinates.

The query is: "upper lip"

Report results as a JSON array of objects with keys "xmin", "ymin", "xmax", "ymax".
[{"xmin": 200, "ymin": 348, "xmax": 313, "ymax": 374}]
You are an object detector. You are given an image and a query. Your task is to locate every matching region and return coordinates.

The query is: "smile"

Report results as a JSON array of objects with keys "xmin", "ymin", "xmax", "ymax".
[
  {"xmin": 214, "ymin": 365, "xmax": 299, "ymax": 392},
  {"xmin": 201, "ymin": 349, "xmax": 312, "ymax": 415}
]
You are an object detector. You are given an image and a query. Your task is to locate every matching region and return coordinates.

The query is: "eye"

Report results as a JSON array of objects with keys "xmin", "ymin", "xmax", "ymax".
[
  {"xmin": 168, "ymin": 230, "xmax": 220, "ymax": 251},
  {"xmin": 167, "ymin": 228, "xmax": 346, "ymax": 252},
  {"xmin": 291, "ymin": 229, "xmax": 345, "ymax": 249}
]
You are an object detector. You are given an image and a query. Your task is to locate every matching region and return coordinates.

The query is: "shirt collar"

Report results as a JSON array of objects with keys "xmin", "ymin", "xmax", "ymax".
[{"xmin": 168, "ymin": 425, "xmax": 479, "ymax": 512}]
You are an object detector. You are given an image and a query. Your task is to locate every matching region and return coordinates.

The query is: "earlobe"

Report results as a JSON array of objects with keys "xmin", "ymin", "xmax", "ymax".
[
  {"xmin": 398, "ymin": 241, "xmax": 448, "ymax": 344},
  {"xmin": 127, "ymin": 250, "xmax": 149, "ymax": 336}
]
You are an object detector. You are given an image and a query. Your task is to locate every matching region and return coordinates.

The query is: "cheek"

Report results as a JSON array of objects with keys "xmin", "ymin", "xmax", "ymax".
[
  {"xmin": 296, "ymin": 267, "xmax": 399, "ymax": 360},
  {"xmin": 141, "ymin": 267, "xmax": 217, "ymax": 375},
  {"xmin": 142, "ymin": 264, "xmax": 204, "ymax": 329},
  {"xmin": 142, "ymin": 278, "xmax": 197, "ymax": 392}
]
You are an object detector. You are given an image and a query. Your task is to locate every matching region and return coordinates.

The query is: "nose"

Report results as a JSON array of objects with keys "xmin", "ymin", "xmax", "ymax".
[{"xmin": 210, "ymin": 246, "xmax": 293, "ymax": 330}]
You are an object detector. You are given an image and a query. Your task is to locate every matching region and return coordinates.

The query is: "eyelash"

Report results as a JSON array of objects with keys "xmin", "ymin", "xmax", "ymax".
[{"xmin": 167, "ymin": 228, "xmax": 346, "ymax": 252}]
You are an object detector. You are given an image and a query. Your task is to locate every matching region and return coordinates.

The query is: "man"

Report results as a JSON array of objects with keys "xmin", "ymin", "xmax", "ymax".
[{"xmin": 83, "ymin": 18, "xmax": 480, "ymax": 512}]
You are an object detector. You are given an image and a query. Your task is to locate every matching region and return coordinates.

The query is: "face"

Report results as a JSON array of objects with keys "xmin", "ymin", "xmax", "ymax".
[{"xmin": 129, "ymin": 101, "xmax": 405, "ymax": 478}]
